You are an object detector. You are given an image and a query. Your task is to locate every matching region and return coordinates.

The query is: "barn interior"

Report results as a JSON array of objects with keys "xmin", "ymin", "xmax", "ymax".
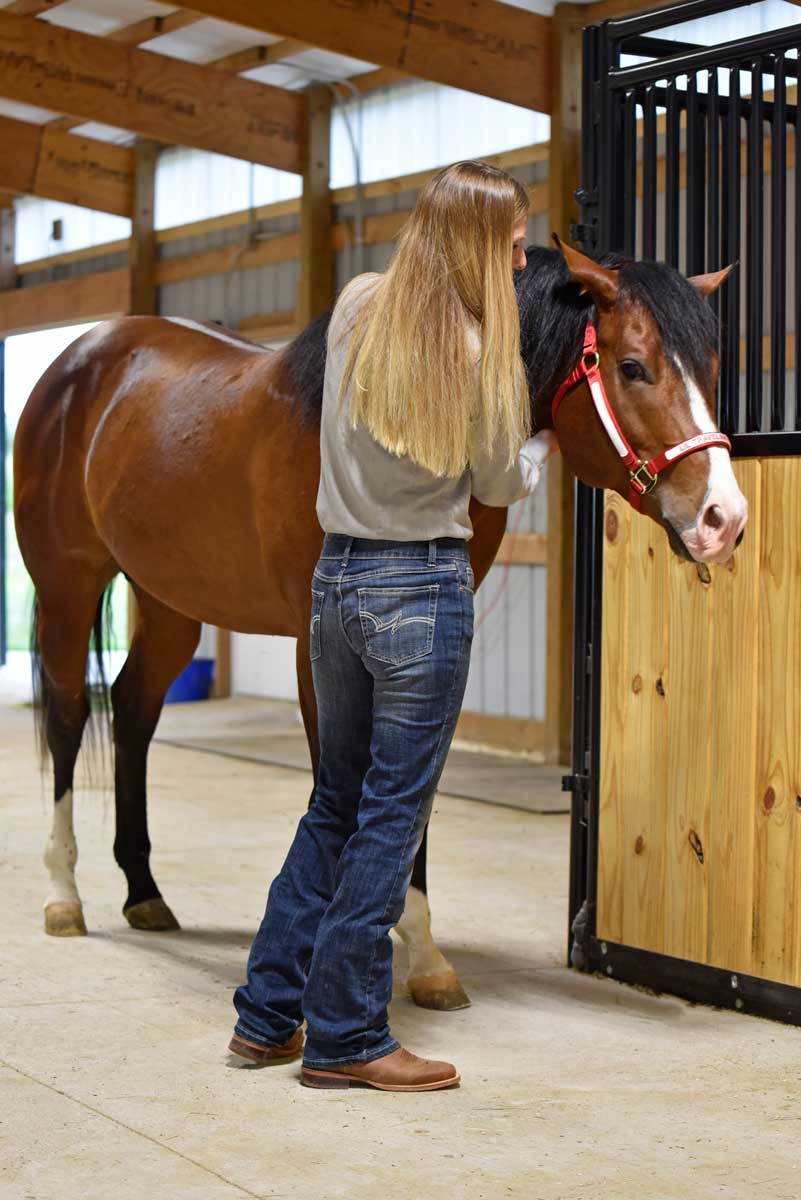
[{"xmin": 1, "ymin": 0, "xmax": 801, "ymax": 1197}]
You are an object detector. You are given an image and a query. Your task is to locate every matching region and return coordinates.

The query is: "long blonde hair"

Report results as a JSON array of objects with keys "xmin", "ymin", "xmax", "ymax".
[{"xmin": 335, "ymin": 160, "xmax": 531, "ymax": 478}]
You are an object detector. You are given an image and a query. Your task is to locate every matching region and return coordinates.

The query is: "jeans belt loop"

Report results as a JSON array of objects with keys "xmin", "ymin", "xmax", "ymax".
[
  {"xmin": 341, "ymin": 536, "xmax": 353, "ymax": 567},
  {"xmin": 428, "ymin": 540, "xmax": 437, "ymax": 566}
]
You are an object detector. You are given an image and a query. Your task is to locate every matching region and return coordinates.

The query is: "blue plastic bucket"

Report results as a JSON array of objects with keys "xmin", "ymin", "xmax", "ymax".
[{"xmin": 164, "ymin": 657, "xmax": 215, "ymax": 704}]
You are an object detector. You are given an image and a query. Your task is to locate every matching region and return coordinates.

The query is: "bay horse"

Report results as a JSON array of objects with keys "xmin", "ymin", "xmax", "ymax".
[{"xmin": 13, "ymin": 241, "xmax": 747, "ymax": 1011}]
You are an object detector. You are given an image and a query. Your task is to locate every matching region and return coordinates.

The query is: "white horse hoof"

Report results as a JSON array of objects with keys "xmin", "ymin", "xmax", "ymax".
[{"xmin": 44, "ymin": 901, "xmax": 87, "ymax": 937}]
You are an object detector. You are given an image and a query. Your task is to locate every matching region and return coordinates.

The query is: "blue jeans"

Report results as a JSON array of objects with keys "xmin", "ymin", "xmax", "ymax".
[{"xmin": 233, "ymin": 533, "xmax": 475, "ymax": 1068}]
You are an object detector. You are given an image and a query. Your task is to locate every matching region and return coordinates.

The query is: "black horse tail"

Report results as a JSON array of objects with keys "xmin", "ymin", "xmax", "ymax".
[{"xmin": 30, "ymin": 583, "xmax": 117, "ymax": 770}]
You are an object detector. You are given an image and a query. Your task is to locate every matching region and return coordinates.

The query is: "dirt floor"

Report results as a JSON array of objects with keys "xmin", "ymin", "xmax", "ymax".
[{"xmin": 1, "ymin": 682, "xmax": 800, "ymax": 1199}]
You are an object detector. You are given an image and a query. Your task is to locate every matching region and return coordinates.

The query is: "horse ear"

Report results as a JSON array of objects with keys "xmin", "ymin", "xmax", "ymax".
[
  {"xmin": 553, "ymin": 234, "xmax": 619, "ymax": 310},
  {"xmin": 687, "ymin": 263, "xmax": 737, "ymax": 296}
]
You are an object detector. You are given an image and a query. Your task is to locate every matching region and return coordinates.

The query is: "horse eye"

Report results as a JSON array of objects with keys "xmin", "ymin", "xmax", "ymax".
[{"xmin": 619, "ymin": 359, "xmax": 646, "ymax": 382}]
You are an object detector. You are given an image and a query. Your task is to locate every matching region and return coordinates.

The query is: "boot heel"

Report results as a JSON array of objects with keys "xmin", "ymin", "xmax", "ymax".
[{"xmin": 301, "ymin": 1067, "xmax": 351, "ymax": 1089}]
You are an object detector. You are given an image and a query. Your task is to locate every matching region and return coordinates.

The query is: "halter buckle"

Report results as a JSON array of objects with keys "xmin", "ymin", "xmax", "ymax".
[{"xmin": 630, "ymin": 461, "xmax": 658, "ymax": 496}]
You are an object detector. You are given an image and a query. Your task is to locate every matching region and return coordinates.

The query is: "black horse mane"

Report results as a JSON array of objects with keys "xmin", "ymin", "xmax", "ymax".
[{"xmin": 281, "ymin": 245, "xmax": 720, "ymax": 428}]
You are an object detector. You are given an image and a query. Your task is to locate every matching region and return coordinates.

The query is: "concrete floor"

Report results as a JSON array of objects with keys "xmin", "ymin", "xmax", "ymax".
[
  {"xmin": 2, "ymin": 684, "xmax": 800, "ymax": 1199},
  {"xmin": 154, "ymin": 696, "xmax": 569, "ymax": 815}
]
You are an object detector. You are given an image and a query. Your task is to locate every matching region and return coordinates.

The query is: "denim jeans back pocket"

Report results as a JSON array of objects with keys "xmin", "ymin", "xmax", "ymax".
[
  {"xmin": 310, "ymin": 588, "xmax": 324, "ymax": 661},
  {"xmin": 357, "ymin": 584, "xmax": 438, "ymax": 666}
]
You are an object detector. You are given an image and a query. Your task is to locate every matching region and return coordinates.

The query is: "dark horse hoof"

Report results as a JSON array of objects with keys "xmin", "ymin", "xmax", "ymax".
[
  {"xmin": 407, "ymin": 969, "xmax": 472, "ymax": 1011},
  {"xmin": 124, "ymin": 897, "xmax": 180, "ymax": 932}
]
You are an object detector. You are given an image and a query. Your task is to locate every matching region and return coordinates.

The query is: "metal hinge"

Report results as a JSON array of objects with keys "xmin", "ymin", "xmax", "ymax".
[{"xmin": 562, "ymin": 773, "xmax": 591, "ymax": 820}]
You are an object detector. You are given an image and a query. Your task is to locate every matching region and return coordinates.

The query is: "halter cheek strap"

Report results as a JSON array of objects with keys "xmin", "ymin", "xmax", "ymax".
[{"xmin": 551, "ymin": 323, "xmax": 732, "ymax": 511}]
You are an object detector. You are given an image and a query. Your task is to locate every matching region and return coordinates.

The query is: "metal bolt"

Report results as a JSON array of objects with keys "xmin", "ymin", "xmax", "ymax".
[
  {"xmin": 731, "ymin": 975, "xmax": 738, "ymax": 989},
  {"xmin": 606, "ymin": 965, "xmax": 613, "ymax": 976},
  {"xmin": 735, "ymin": 998, "xmax": 744, "ymax": 1010},
  {"xmin": 601, "ymin": 941, "xmax": 608, "ymax": 955}
]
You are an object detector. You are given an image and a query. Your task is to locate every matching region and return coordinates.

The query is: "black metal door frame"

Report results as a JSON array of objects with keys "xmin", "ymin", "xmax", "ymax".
[{"xmin": 567, "ymin": 0, "xmax": 801, "ymax": 1024}]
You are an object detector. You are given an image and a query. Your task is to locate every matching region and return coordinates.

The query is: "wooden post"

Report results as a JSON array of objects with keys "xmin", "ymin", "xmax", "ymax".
[
  {"xmin": 0, "ymin": 202, "xmax": 15, "ymax": 292},
  {"xmin": 127, "ymin": 138, "xmax": 158, "ymax": 644},
  {"xmin": 212, "ymin": 628, "xmax": 232, "ymax": 698},
  {"xmin": 546, "ymin": 4, "xmax": 584, "ymax": 764},
  {"xmin": 129, "ymin": 138, "xmax": 157, "ymax": 317},
  {"xmin": 298, "ymin": 84, "xmax": 334, "ymax": 327}
]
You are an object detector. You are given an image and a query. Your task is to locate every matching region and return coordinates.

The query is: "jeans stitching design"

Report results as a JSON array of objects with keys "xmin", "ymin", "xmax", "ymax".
[
  {"xmin": 309, "ymin": 589, "xmax": 324, "ymax": 661},
  {"xmin": 357, "ymin": 584, "xmax": 438, "ymax": 665}
]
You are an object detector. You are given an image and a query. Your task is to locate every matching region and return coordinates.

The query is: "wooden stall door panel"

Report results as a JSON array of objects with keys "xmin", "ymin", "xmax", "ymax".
[
  {"xmin": 662, "ymin": 526, "xmax": 714, "ymax": 963},
  {"xmin": 706, "ymin": 459, "xmax": 761, "ymax": 974},
  {"xmin": 598, "ymin": 491, "xmax": 629, "ymax": 942},
  {"xmin": 598, "ymin": 492, "xmax": 670, "ymax": 952},
  {"xmin": 753, "ymin": 457, "xmax": 801, "ymax": 985}
]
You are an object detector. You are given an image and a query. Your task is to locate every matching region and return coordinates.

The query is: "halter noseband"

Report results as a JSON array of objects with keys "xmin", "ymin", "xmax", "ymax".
[{"xmin": 551, "ymin": 323, "xmax": 732, "ymax": 511}]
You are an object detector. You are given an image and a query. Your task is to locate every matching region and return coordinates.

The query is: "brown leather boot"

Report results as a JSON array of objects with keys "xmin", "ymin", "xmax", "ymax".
[
  {"xmin": 301, "ymin": 1046, "xmax": 460, "ymax": 1091},
  {"xmin": 228, "ymin": 1027, "xmax": 304, "ymax": 1065}
]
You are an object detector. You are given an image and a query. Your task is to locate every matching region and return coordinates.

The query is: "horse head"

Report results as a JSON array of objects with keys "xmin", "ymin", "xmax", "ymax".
[{"xmin": 516, "ymin": 242, "xmax": 748, "ymax": 564}]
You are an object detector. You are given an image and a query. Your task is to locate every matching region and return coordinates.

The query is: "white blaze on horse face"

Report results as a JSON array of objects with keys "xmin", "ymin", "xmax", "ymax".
[
  {"xmin": 671, "ymin": 361, "xmax": 748, "ymax": 563},
  {"xmin": 43, "ymin": 789, "xmax": 81, "ymax": 907}
]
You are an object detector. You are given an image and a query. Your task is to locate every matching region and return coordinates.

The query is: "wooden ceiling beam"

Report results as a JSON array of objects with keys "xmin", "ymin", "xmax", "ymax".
[
  {"xmin": 166, "ymin": 0, "xmax": 553, "ymax": 112},
  {"xmin": 0, "ymin": 11, "xmax": 306, "ymax": 172},
  {"xmin": 107, "ymin": 9, "xmax": 204, "ymax": 45},
  {"xmin": 210, "ymin": 37, "xmax": 311, "ymax": 74},
  {"xmin": 334, "ymin": 66, "xmax": 412, "ymax": 97},
  {"xmin": 0, "ymin": 113, "xmax": 134, "ymax": 216},
  {"xmin": 5, "ymin": 1, "xmax": 69, "ymax": 14}
]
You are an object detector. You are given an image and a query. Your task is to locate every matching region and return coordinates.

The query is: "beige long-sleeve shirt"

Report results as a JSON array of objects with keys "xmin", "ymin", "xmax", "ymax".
[{"xmin": 315, "ymin": 274, "xmax": 549, "ymax": 541}]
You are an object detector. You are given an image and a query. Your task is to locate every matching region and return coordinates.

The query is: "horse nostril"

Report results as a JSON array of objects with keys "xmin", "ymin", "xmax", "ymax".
[{"xmin": 702, "ymin": 503, "xmax": 725, "ymax": 531}]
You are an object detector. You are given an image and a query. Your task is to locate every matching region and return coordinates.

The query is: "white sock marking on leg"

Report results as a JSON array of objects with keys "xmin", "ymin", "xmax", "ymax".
[
  {"xmin": 395, "ymin": 885, "xmax": 452, "ymax": 980},
  {"xmin": 44, "ymin": 789, "xmax": 81, "ymax": 908}
]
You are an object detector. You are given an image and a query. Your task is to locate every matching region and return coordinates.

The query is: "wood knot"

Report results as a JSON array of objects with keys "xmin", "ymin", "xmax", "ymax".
[
  {"xmin": 605, "ymin": 509, "xmax": 618, "ymax": 543},
  {"xmin": 655, "ymin": 677, "xmax": 666, "ymax": 697},
  {"xmin": 632, "ymin": 674, "xmax": 643, "ymax": 694},
  {"xmin": 647, "ymin": 545, "xmax": 654, "ymax": 558},
  {"xmin": 688, "ymin": 828, "xmax": 704, "ymax": 864},
  {"xmin": 634, "ymin": 835, "xmax": 645, "ymax": 855},
  {"xmin": 797, "ymin": 796, "xmax": 801, "ymax": 813},
  {"xmin": 763, "ymin": 787, "xmax": 776, "ymax": 813},
  {"xmin": 696, "ymin": 563, "xmax": 712, "ymax": 586}
]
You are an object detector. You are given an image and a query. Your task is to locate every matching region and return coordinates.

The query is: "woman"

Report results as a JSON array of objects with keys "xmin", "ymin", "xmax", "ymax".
[{"xmin": 229, "ymin": 160, "xmax": 556, "ymax": 1092}]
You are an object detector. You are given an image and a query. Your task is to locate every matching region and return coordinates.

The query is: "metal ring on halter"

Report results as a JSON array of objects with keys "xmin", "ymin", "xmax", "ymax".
[
  {"xmin": 630, "ymin": 462, "xmax": 658, "ymax": 496},
  {"xmin": 583, "ymin": 351, "xmax": 600, "ymax": 370}
]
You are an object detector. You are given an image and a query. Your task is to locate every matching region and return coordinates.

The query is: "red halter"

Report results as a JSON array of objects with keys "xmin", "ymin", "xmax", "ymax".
[{"xmin": 551, "ymin": 323, "xmax": 732, "ymax": 511}]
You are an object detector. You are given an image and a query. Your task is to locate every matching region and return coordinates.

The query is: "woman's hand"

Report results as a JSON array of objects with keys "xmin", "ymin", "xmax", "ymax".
[{"xmin": 525, "ymin": 429, "xmax": 560, "ymax": 464}]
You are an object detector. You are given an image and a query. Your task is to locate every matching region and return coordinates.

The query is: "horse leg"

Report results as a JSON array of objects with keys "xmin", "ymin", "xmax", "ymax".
[
  {"xmin": 111, "ymin": 587, "xmax": 200, "ymax": 931},
  {"xmin": 38, "ymin": 576, "xmax": 111, "ymax": 937},
  {"xmin": 396, "ymin": 829, "xmax": 471, "ymax": 1011},
  {"xmin": 296, "ymin": 636, "xmax": 470, "ymax": 1010}
]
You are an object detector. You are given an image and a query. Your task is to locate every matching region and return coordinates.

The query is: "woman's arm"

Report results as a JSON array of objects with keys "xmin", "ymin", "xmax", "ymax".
[{"xmin": 470, "ymin": 429, "xmax": 558, "ymax": 507}]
